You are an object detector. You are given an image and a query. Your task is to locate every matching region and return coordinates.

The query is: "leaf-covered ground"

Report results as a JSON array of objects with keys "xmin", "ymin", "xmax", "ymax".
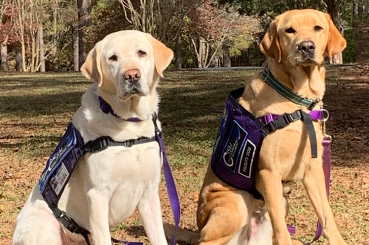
[{"xmin": 0, "ymin": 66, "xmax": 368, "ymax": 244}]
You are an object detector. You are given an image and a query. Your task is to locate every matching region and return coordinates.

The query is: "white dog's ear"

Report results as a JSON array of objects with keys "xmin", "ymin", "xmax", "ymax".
[
  {"xmin": 146, "ymin": 34, "xmax": 174, "ymax": 77},
  {"xmin": 81, "ymin": 42, "xmax": 103, "ymax": 86},
  {"xmin": 324, "ymin": 14, "xmax": 347, "ymax": 57},
  {"xmin": 259, "ymin": 19, "xmax": 282, "ymax": 63}
]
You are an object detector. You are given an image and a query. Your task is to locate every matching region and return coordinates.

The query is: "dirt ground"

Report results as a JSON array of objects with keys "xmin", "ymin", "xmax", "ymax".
[{"xmin": 0, "ymin": 65, "xmax": 368, "ymax": 244}]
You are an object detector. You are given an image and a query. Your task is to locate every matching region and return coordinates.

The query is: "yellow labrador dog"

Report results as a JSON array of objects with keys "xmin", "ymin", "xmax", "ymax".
[
  {"xmin": 13, "ymin": 30, "xmax": 173, "ymax": 245},
  {"xmin": 197, "ymin": 9, "xmax": 347, "ymax": 245}
]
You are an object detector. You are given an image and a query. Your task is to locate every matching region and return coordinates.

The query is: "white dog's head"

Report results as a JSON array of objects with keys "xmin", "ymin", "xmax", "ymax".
[{"xmin": 81, "ymin": 30, "xmax": 173, "ymax": 101}]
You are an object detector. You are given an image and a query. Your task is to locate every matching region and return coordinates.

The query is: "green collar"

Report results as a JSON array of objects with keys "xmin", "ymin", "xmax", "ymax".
[{"xmin": 260, "ymin": 69, "xmax": 319, "ymax": 110}]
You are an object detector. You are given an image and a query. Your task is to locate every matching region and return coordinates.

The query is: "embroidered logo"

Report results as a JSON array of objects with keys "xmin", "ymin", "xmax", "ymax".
[
  {"xmin": 222, "ymin": 120, "xmax": 248, "ymax": 168},
  {"xmin": 223, "ymin": 140, "xmax": 238, "ymax": 167}
]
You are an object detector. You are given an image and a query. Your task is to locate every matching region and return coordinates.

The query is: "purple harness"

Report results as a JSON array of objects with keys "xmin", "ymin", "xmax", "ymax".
[
  {"xmin": 211, "ymin": 88, "xmax": 326, "ymax": 199},
  {"xmin": 211, "ymin": 87, "xmax": 330, "ymax": 243},
  {"xmin": 39, "ymin": 97, "xmax": 180, "ymax": 245}
]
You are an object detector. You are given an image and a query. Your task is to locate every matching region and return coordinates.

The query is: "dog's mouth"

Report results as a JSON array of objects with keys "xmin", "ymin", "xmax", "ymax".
[
  {"xmin": 118, "ymin": 86, "xmax": 145, "ymax": 101},
  {"xmin": 295, "ymin": 56, "xmax": 319, "ymax": 66},
  {"xmin": 127, "ymin": 84, "xmax": 143, "ymax": 95}
]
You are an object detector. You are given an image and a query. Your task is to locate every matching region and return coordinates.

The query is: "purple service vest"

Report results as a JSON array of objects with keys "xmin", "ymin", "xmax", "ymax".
[{"xmin": 211, "ymin": 88, "xmax": 263, "ymax": 199}]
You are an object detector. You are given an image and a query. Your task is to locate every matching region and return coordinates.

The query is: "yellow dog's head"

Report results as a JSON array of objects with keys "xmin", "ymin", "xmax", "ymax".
[
  {"xmin": 260, "ymin": 9, "xmax": 346, "ymax": 66},
  {"xmin": 81, "ymin": 30, "xmax": 173, "ymax": 101}
]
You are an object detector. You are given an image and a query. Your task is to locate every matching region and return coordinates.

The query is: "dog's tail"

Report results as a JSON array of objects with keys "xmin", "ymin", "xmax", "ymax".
[{"xmin": 164, "ymin": 223, "xmax": 200, "ymax": 245}]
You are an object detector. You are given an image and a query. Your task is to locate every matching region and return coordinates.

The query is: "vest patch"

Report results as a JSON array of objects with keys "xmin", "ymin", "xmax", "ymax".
[{"xmin": 39, "ymin": 124, "xmax": 85, "ymax": 206}]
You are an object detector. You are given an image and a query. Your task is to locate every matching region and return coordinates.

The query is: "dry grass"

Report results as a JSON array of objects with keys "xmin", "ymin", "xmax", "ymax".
[{"xmin": 0, "ymin": 68, "xmax": 368, "ymax": 244}]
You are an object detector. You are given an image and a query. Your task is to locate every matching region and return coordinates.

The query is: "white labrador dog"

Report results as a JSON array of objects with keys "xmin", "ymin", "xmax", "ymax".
[{"xmin": 13, "ymin": 30, "xmax": 174, "ymax": 245}]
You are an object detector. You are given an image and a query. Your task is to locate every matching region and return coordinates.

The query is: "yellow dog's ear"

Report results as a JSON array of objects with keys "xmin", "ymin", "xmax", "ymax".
[
  {"xmin": 81, "ymin": 42, "xmax": 103, "ymax": 86},
  {"xmin": 325, "ymin": 14, "xmax": 347, "ymax": 57},
  {"xmin": 146, "ymin": 34, "xmax": 174, "ymax": 77},
  {"xmin": 259, "ymin": 19, "xmax": 282, "ymax": 63}
]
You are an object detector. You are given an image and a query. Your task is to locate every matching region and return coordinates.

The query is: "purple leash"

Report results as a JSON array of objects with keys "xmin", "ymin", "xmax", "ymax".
[{"xmin": 154, "ymin": 115, "xmax": 181, "ymax": 245}]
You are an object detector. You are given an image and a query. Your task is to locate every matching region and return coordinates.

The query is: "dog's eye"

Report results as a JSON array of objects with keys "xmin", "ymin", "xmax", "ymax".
[
  {"xmin": 109, "ymin": 55, "xmax": 118, "ymax": 61},
  {"xmin": 285, "ymin": 27, "xmax": 296, "ymax": 33},
  {"xmin": 314, "ymin": 25, "xmax": 323, "ymax": 31},
  {"xmin": 138, "ymin": 50, "xmax": 147, "ymax": 57}
]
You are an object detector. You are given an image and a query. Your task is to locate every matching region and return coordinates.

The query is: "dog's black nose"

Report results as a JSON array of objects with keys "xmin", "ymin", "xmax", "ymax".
[
  {"xmin": 123, "ymin": 69, "xmax": 141, "ymax": 83},
  {"xmin": 297, "ymin": 41, "xmax": 315, "ymax": 56}
]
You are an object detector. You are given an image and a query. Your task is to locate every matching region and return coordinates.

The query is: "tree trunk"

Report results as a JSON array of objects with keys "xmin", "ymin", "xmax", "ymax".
[
  {"xmin": 20, "ymin": 35, "xmax": 26, "ymax": 72},
  {"xmin": 198, "ymin": 37, "xmax": 206, "ymax": 68},
  {"xmin": 1, "ymin": 42, "xmax": 8, "ymax": 71},
  {"xmin": 16, "ymin": 49, "xmax": 22, "ymax": 72},
  {"xmin": 325, "ymin": 0, "xmax": 344, "ymax": 64},
  {"xmin": 175, "ymin": 36, "xmax": 182, "ymax": 69},
  {"xmin": 73, "ymin": 23, "xmax": 79, "ymax": 71},
  {"xmin": 39, "ymin": 23, "xmax": 45, "ymax": 72},
  {"xmin": 223, "ymin": 44, "xmax": 231, "ymax": 67},
  {"xmin": 77, "ymin": 0, "xmax": 92, "ymax": 68}
]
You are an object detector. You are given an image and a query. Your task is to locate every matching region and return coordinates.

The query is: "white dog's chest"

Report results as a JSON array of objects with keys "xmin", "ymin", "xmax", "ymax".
[
  {"xmin": 85, "ymin": 142, "xmax": 161, "ymax": 183},
  {"xmin": 60, "ymin": 141, "xmax": 162, "ymax": 227}
]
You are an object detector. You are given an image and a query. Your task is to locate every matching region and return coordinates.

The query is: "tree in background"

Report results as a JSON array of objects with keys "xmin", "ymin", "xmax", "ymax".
[
  {"xmin": 11, "ymin": 0, "xmax": 73, "ymax": 72},
  {"xmin": 0, "ymin": 0, "xmax": 17, "ymax": 71},
  {"xmin": 189, "ymin": 0, "xmax": 260, "ymax": 68},
  {"xmin": 117, "ymin": 0, "xmax": 201, "ymax": 68},
  {"xmin": 75, "ymin": 0, "xmax": 93, "ymax": 71},
  {"xmin": 117, "ymin": 0, "xmax": 198, "ymax": 44}
]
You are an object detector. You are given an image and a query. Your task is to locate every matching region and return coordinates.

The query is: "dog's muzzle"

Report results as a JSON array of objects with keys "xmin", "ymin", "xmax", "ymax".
[
  {"xmin": 297, "ymin": 40, "xmax": 316, "ymax": 63},
  {"xmin": 123, "ymin": 69, "xmax": 143, "ymax": 95}
]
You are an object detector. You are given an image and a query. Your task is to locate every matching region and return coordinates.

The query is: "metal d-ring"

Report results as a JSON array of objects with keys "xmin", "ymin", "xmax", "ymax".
[{"xmin": 322, "ymin": 109, "xmax": 330, "ymax": 121}]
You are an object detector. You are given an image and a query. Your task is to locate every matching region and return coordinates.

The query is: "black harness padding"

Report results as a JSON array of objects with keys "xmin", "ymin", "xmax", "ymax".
[
  {"xmin": 260, "ymin": 110, "xmax": 304, "ymax": 135},
  {"xmin": 84, "ymin": 135, "xmax": 157, "ymax": 153},
  {"xmin": 261, "ymin": 110, "xmax": 318, "ymax": 158},
  {"xmin": 301, "ymin": 111, "xmax": 318, "ymax": 158},
  {"xmin": 50, "ymin": 206, "xmax": 91, "ymax": 244}
]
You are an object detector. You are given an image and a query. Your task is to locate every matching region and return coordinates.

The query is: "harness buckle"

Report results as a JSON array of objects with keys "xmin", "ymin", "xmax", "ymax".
[
  {"xmin": 283, "ymin": 113, "xmax": 295, "ymax": 123},
  {"xmin": 84, "ymin": 136, "xmax": 110, "ymax": 153},
  {"xmin": 264, "ymin": 122, "xmax": 277, "ymax": 134}
]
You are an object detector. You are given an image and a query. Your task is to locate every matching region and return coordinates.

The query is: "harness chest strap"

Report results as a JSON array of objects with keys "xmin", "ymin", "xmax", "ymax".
[
  {"xmin": 40, "ymin": 114, "xmax": 180, "ymax": 245},
  {"xmin": 259, "ymin": 110, "xmax": 318, "ymax": 158}
]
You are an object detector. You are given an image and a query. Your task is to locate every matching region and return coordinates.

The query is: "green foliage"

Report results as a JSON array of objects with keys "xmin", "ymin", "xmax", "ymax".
[
  {"xmin": 229, "ymin": 36, "xmax": 252, "ymax": 57},
  {"xmin": 87, "ymin": 0, "xmax": 129, "ymax": 47},
  {"xmin": 343, "ymin": 28, "xmax": 356, "ymax": 63}
]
